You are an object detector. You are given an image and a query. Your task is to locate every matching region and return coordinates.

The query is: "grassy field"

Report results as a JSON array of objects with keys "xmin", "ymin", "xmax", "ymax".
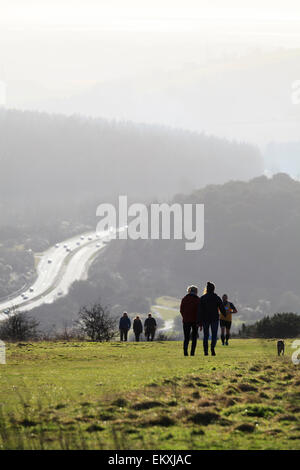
[{"xmin": 0, "ymin": 339, "xmax": 299, "ymax": 450}]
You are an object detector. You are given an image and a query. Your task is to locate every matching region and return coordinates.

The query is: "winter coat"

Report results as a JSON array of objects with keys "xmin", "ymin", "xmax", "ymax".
[
  {"xmin": 198, "ymin": 292, "xmax": 226, "ymax": 324},
  {"xmin": 180, "ymin": 293, "xmax": 200, "ymax": 323},
  {"xmin": 133, "ymin": 318, "xmax": 143, "ymax": 334},
  {"xmin": 119, "ymin": 316, "xmax": 131, "ymax": 330},
  {"xmin": 144, "ymin": 317, "xmax": 157, "ymax": 331}
]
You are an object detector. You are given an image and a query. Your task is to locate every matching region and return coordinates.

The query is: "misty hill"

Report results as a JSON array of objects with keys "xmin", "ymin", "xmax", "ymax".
[
  {"xmin": 0, "ymin": 108, "xmax": 262, "ymax": 225},
  {"xmin": 39, "ymin": 48, "xmax": 300, "ymax": 146},
  {"xmin": 30, "ymin": 173, "xmax": 300, "ymax": 330}
]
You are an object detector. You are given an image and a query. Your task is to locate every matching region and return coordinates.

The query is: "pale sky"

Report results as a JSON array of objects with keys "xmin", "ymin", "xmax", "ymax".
[
  {"xmin": 1, "ymin": 0, "xmax": 300, "ymax": 30},
  {"xmin": 0, "ymin": 0, "xmax": 300, "ymax": 146}
]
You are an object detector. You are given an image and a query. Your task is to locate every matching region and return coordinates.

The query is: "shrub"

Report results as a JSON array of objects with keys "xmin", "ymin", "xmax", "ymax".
[
  {"xmin": 75, "ymin": 301, "xmax": 118, "ymax": 342},
  {"xmin": 0, "ymin": 311, "xmax": 39, "ymax": 341}
]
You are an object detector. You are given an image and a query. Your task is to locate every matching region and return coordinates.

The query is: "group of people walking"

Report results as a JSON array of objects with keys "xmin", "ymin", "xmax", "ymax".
[
  {"xmin": 180, "ymin": 282, "xmax": 237, "ymax": 356},
  {"xmin": 119, "ymin": 312, "xmax": 157, "ymax": 342},
  {"xmin": 119, "ymin": 281, "xmax": 237, "ymax": 356}
]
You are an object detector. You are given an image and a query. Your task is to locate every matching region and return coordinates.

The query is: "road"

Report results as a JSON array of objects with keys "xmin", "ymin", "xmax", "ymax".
[{"xmin": 0, "ymin": 229, "xmax": 117, "ymax": 319}]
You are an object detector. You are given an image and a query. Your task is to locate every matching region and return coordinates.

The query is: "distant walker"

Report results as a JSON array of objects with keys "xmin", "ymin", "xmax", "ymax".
[{"xmin": 277, "ymin": 340, "xmax": 285, "ymax": 356}]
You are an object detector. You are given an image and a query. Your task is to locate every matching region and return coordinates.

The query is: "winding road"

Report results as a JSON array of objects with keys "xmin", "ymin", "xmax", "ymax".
[{"xmin": 0, "ymin": 229, "xmax": 117, "ymax": 319}]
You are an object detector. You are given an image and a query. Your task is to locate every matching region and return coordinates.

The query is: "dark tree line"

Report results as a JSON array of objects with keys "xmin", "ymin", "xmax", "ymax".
[{"xmin": 238, "ymin": 313, "xmax": 300, "ymax": 338}]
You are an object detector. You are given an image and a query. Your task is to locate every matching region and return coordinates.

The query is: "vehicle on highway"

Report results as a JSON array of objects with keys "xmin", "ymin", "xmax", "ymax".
[
  {"xmin": 48, "ymin": 259, "xmax": 52, "ymax": 263},
  {"xmin": 63, "ymin": 244, "xmax": 68, "ymax": 248},
  {"xmin": 29, "ymin": 287, "xmax": 34, "ymax": 292},
  {"xmin": 88, "ymin": 236, "xmax": 92, "ymax": 240},
  {"xmin": 3, "ymin": 308, "xmax": 10, "ymax": 315},
  {"xmin": 76, "ymin": 241, "xmax": 80, "ymax": 246},
  {"xmin": 55, "ymin": 243, "xmax": 60, "ymax": 248},
  {"xmin": 66, "ymin": 247, "xmax": 71, "ymax": 252},
  {"xmin": 80, "ymin": 236, "xmax": 85, "ymax": 240},
  {"xmin": 57, "ymin": 290, "xmax": 63, "ymax": 296},
  {"xmin": 96, "ymin": 243, "xmax": 101, "ymax": 247}
]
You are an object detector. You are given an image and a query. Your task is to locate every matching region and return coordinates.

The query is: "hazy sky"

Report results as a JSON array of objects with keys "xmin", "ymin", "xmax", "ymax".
[
  {"xmin": 1, "ymin": 1, "xmax": 300, "ymax": 147},
  {"xmin": 1, "ymin": 0, "xmax": 300, "ymax": 81},
  {"xmin": 1, "ymin": 1, "xmax": 300, "ymax": 27}
]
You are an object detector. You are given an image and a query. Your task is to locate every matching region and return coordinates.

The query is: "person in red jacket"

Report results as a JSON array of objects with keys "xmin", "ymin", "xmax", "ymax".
[{"xmin": 180, "ymin": 285, "xmax": 201, "ymax": 356}]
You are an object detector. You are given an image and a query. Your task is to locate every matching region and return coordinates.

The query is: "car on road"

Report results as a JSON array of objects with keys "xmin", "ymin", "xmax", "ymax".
[
  {"xmin": 63, "ymin": 244, "xmax": 68, "ymax": 248},
  {"xmin": 96, "ymin": 243, "xmax": 101, "ymax": 247},
  {"xmin": 29, "ymin": 287, "xmax": 34, "ymax": 292},
  {"xmin": 3, "ymin": 309, "xmax": 10, "ymax": 315},
  {"xmin": 55, "ymin": 243, "xmax": 60, "ymax": 248},
  {"xmin": 80, "ymin": 236, "xmax": 85, "ymax": 240},
  {"xmin": 48, "ymin": 259, "xmax": 52, "ymax": 263}
]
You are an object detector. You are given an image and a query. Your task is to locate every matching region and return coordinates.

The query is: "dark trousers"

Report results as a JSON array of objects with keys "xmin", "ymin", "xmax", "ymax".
[
  {"xmin": 145, "ymin": 329, "xmax": 155, "ymax": 341},
  {"xmin": 183, "ymin": 322, "xmax": 198, "ymax": 356},
  {"xmin": 203, "ymin": 320, "xmax": 219, "ymax": 353},
  {"xmin": 134, "ymin": 332, "xmax": 141, "ymax": 342},
  {"xmin": 120, "ymin": 329, "xmax": 128, "ymax": 341}
]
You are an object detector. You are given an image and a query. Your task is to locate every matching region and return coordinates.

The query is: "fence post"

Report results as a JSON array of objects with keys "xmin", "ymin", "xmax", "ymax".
[{"xmin": 0, "ymin": 340, "xmax": 5, "ymax": 364}]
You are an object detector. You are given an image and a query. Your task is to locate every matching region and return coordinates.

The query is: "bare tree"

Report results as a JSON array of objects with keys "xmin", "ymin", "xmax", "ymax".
[
  {"xmin": 0, "ymin": 311, "xmax": 40, "ymax": 341},
  {"xmin": 76, "ymin": 302, "xmax": 118, "ymax": 342}
]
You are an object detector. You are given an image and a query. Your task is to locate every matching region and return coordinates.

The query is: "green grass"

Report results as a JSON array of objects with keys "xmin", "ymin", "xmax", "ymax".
[{"xmin": 0, "ymin": 339, "xmax": 299, "ymax": 449}]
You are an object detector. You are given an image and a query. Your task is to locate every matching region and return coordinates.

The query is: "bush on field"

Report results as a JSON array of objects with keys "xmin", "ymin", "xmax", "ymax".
[
  {"xmin": 76, "ymin": 301, "xmax": 118, "ymax": 342},
  {"xmin": 0, "ymin": 311, "xmax": 40, "ymax": 341}
]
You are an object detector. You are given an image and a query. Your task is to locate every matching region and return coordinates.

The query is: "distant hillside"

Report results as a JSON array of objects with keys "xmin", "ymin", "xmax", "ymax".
[
  {"xmin": 30, "ymin": 173, "xmax": 300, "ymax": 330},
  {"xmin": 39, "ymin": 48, "xmax": 300, "ymax": 146},
  {"xmin": 0, "ymin": 108, "xmax": 262, "ymax": 226},
  {"xmin": 87, "ymin": 173, "xmax": 300, "ymax": 327}
]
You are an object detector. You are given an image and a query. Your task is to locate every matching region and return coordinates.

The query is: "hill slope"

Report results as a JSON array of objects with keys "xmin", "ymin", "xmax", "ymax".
[
  {"xmin": 29, "ymin": 173, "xmax": 300, "ymax": 330},
  {"xmin": 0, "ymin": 109, "xmax": 262, "ymax": 223}
]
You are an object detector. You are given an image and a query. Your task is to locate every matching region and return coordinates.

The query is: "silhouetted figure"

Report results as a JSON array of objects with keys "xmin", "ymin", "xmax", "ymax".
[
  {"xmin": 119, "ymin": 312, "xmax": 131, "ymax": 341},
  {"xmin": 198, "ymin": 282, "xmax": 226, "ymax": 356},
  {"xmin": 144, "ymin": 313, "xmax": 157, "ymax": 341},
  {"xmin": 180, "ymin": 285, "xmax": 200, "ymax": 356},
  {"xmin": 277, "ymin": 340, "xmax": 285, "ymax": 356},
  {"xmin": 220, "ymin": 294, "xmax": 237, "ymax": 346},
  {"xmin": 133, "ymin": 315, "xmax": 143, "ymax": 342}
]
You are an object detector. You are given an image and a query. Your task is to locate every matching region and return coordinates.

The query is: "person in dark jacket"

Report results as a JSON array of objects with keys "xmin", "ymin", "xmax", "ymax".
[
  {"xmin": 119, "ymin": 312, "xmax": 131, "ymax": 341},
  {"xmin": 133, "ymin": 315, "xmax": 143, "ymax": 342},
  {"xmin": 180, "ymin": 285, "xmax": 201, "ymax": 356},
  {"xmin": 144, "ymin": 313, "xmax": 157, "ymax": 341},
  {"xmin": 198, "ymin": 282, "xmax": 226, "ymax": 356}
]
